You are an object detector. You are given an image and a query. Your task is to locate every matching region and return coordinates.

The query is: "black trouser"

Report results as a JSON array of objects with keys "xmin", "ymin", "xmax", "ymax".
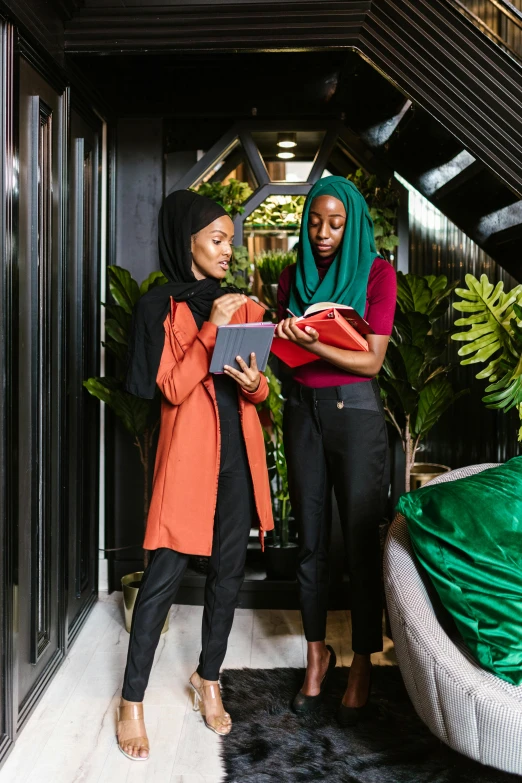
[
  {"xmin": 283, "ymin": 380, "xmax": 389, "ymax": 654},
  {"xmin": 122, "ymin": 412, "xmax": 254, "ymax": 702}
]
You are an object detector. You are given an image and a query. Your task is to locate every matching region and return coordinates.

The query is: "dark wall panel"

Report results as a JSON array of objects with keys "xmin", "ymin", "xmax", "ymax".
[
  {"xmin": 405, "ymin": 180, "xmax": 520, "ymax": 469},
  {"xmin": 115, "ymin": 117, "xmax": 163, "ymax": 281},
  {"xmin": 108, "ymin": 116, "xmax": 163, "ymax": 589},
  {"xmin": 17, "ymin": 54, "xmax": 66, "ymax": 719},
  {"xmin": 66, "ymin": 106, "xmax": 102, "ymax": 644}
]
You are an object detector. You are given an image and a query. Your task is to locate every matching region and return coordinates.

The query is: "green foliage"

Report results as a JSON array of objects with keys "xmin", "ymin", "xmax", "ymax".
[
  {"xmin": 85, "ymin": 266, "xmax": 168, "ymax": 549},
  {"xmin": 379, "ymin": 272, "xmax": 466, "ymax": 487},
  {"xmin": 194, "ymin": 179, "xmax": 253, "ymax": 218},
  {"xmin": 452, "ymin": 273, "xmax": 522, "ymax": 439},
  {"xmin": 256, "ymin": 249, "xmax": 297, "ymax": 286},
  {"xmin": 258, "ymin": 366, "xmax": 291, "ymax": 546},
  {"xmin": 84, "ymin": 376, "xmax": 151, "ymax": 437},
  {"xmin": 256, "ymin": 249, "xmax": 297, "ymax": 311},
  {"xmin": 347, "ymin": 169, "xmax": 400, "ymax": 257},
  {"xmin": 223, "ymin": 245, "xmax": 254, "ymax": 292},
  {"xmin": 85, "ymin": 264, "xmax": 168, "ymax": 479},
  {"xmin": 245, "ymin": 195, "xmax": 305, "ymax": 229},
  {"xmin": 100, "ymin": 265, "xmax": 168, "ymax": 384}
]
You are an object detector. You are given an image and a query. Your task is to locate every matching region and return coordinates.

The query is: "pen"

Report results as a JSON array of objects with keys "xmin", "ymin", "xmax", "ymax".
[{"xmin": 286, "ymin": 308, "xmax": 298, "ymax": 318}]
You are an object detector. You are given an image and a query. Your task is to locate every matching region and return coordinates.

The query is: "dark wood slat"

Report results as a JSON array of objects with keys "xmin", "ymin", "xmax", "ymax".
[
  {"xmin": 64, "ymin": 2, "xmax": 370, "ymax": 50},
  {"xmin": 63, "ymin": 0, "xmax": 522, "ymax": 199},
  {"xmin": 361, "ymin": 0, "xmax": 522, "ymax": 195}
]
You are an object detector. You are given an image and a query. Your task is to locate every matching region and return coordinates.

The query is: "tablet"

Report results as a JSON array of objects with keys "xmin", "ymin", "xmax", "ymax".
[{"xmin": 209, "ymin": 323, "xmax": 276, "ymax": 374}]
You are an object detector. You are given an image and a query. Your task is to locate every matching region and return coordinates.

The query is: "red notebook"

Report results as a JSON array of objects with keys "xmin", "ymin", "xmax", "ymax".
[{"xmin": 271, "ymin": 305, "xmax": 370, "ymax": 369}]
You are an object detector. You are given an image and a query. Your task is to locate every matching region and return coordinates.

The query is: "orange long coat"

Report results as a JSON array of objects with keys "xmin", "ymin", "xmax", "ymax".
[{"xmin": 143, "ymin": 297, "xmax": 274, "ymax": 556}]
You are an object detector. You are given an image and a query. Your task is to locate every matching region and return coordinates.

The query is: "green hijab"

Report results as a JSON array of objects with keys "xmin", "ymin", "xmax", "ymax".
[{"xmin": 288, "ymin": 176, "xmax": 377, "ymax": 317}]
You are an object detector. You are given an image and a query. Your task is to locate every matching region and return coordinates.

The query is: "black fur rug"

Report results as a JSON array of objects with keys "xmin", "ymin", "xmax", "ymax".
[{"xmin": 219, "ymin": 667, "xmax": 521, "ymax": 783}]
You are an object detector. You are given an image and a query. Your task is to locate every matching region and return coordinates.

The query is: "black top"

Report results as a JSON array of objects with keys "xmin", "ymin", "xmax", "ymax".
[{"xmin": 191, "ymin": 310, "xmax": 239, "ymax": 413}]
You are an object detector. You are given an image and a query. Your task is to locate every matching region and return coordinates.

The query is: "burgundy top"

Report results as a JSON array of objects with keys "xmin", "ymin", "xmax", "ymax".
[{"xmin": 277, "ymin": 257, "xmax": 397, "ymax": 388}]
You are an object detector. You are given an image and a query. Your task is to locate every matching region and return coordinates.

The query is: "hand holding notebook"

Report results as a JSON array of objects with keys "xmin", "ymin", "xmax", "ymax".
[{"xmin": 271, "ymin": 302, "xmax": 370, "ymax": 368}]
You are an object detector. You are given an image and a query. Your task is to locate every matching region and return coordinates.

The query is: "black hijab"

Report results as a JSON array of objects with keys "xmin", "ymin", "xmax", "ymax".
[{"xmin": 125, "ymin": 190, "xmax": 237, "ymax": 399}]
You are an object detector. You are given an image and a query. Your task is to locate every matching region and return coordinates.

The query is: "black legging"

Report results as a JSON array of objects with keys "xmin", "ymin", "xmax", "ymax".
[
  {"xmin": 283, "ymin": 379, "xmax": 389, "ymax": 654},
  {"xmin": 122, "ymin": 413, "xmax": 254, "ymax": 702}
]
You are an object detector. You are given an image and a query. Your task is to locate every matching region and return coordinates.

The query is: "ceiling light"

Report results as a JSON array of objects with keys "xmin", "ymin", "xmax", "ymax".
[
  {"xmin": 277, "ymin": 151, "xmax": 295, "ymax": 160},
  {"xmin": 277, "ymin": 132, "xmax": 297, "ymax": 149}
]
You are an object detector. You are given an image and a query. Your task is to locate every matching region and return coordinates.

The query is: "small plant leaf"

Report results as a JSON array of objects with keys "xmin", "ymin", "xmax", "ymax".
[{"xmin": 108, "ymin": 266, "xmax": 140, "ymax": 314}]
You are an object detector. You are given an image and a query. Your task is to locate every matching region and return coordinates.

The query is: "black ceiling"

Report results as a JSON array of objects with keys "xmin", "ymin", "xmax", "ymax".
[{"xmin": 68, "ymin": 50, "xmax": 374, "ymax": 120}]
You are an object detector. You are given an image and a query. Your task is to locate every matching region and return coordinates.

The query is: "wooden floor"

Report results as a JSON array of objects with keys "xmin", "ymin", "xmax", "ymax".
[{"xmin": 0, "ymin": 592, "xmax": 396, "ymax": 783}]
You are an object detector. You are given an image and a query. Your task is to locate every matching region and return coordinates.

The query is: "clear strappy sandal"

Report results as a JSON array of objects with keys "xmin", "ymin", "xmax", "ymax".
[
  {"xmin": 116, "ymin": 701, "xmax": 150, "ymax": 761},
  {"xmin": 189, "ymin": 672, "xmax": 232, "ymax": 736}
]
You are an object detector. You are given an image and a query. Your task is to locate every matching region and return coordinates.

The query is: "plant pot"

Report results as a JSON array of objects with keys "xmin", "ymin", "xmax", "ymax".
[
  {"xmin": 265, "ymin": 542, "xmax": 298, "ymax": 581},
  {"xmin": 121, "ymin": 571, "xmax": 169, "ymax": 634},
  {"xmin": 410, "ymin": 462, "xmax": 451, "ymax": 491}
]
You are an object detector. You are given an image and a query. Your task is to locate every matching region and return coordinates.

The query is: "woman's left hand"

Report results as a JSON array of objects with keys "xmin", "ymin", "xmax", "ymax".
[
  {"xmin": 276, "ymin": 317, "xmax": 320, "ymax": 347},
  {"xmin": 224, "ymin": 353, "xmax": 261, "ymax": 392}
]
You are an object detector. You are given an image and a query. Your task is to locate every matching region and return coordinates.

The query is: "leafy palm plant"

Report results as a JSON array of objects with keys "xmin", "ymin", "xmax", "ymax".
[
  {"xmin": 84, "ymin": 267, "xmax": 168, "ymax": 565},
  {"xmin": 378, "ymin": 272, "xmax": 467, "ymax": 491},
  {"xmin": 452, "ymin": 274, "xmax": 522, "ymax": 440}
]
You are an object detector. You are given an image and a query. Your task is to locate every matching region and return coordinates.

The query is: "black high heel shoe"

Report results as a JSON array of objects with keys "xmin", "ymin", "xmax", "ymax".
[
  {"xmin": 292, "ymin": 645, "xmax": 337, "ymax": 714},
  {"xmin": 337, "ymin": 663, "xmax": 373, "ymax": 727}
]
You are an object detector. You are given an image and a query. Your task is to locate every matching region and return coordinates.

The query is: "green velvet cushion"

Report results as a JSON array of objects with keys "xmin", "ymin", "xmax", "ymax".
[{"xmin": 396, "ymin": 457, "xmax": 522, "ymax": 686}]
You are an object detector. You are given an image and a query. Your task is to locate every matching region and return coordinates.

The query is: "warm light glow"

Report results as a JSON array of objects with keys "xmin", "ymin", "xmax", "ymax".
[
  {"xmin": 277, "ymin": 151, "xmax": 295, "ymax": 159},
  {"xmin": 277, "ymin": 132, "xmax": 297, "ymax": 149}
]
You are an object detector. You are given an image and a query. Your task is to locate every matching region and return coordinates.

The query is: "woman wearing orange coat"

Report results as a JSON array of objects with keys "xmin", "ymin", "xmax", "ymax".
[{"xmin": 116, "ymin": 190, "xmax": 273, "ymax": 761}]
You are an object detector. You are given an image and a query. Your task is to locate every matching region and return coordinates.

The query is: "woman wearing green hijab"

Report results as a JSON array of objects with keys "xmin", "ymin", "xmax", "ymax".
[{"xmin": 276, "ymin": 176, "xmax": 397, "ymax": 725}]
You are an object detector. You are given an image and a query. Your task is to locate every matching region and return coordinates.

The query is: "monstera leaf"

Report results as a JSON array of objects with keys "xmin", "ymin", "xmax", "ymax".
[
  {"xmin": 452, "ymin": 274, "xmax": 522, "ymax": 379},
  {"xmin": 452, "ymin": 275, "xmax": 522, "ymax": 437}
]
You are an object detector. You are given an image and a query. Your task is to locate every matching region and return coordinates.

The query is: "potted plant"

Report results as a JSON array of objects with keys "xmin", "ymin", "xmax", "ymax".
[
  {"xmin": 452, "ymin": 273, "xmax": 522, "ymax": 440},
  {"xmin": 378, "ymin": 272, "xmax": 467, "ymax": 492},
  {"xmin": 84, "ymin": 265, "xmax": 170, "ymax": 632},
  {"xmin": 256, "ymin": 249, "xmax": 297, "ymax": 310},
  {"xmin": 258, "ymin": 366, "xmax": 298, "ymax": 580}
]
